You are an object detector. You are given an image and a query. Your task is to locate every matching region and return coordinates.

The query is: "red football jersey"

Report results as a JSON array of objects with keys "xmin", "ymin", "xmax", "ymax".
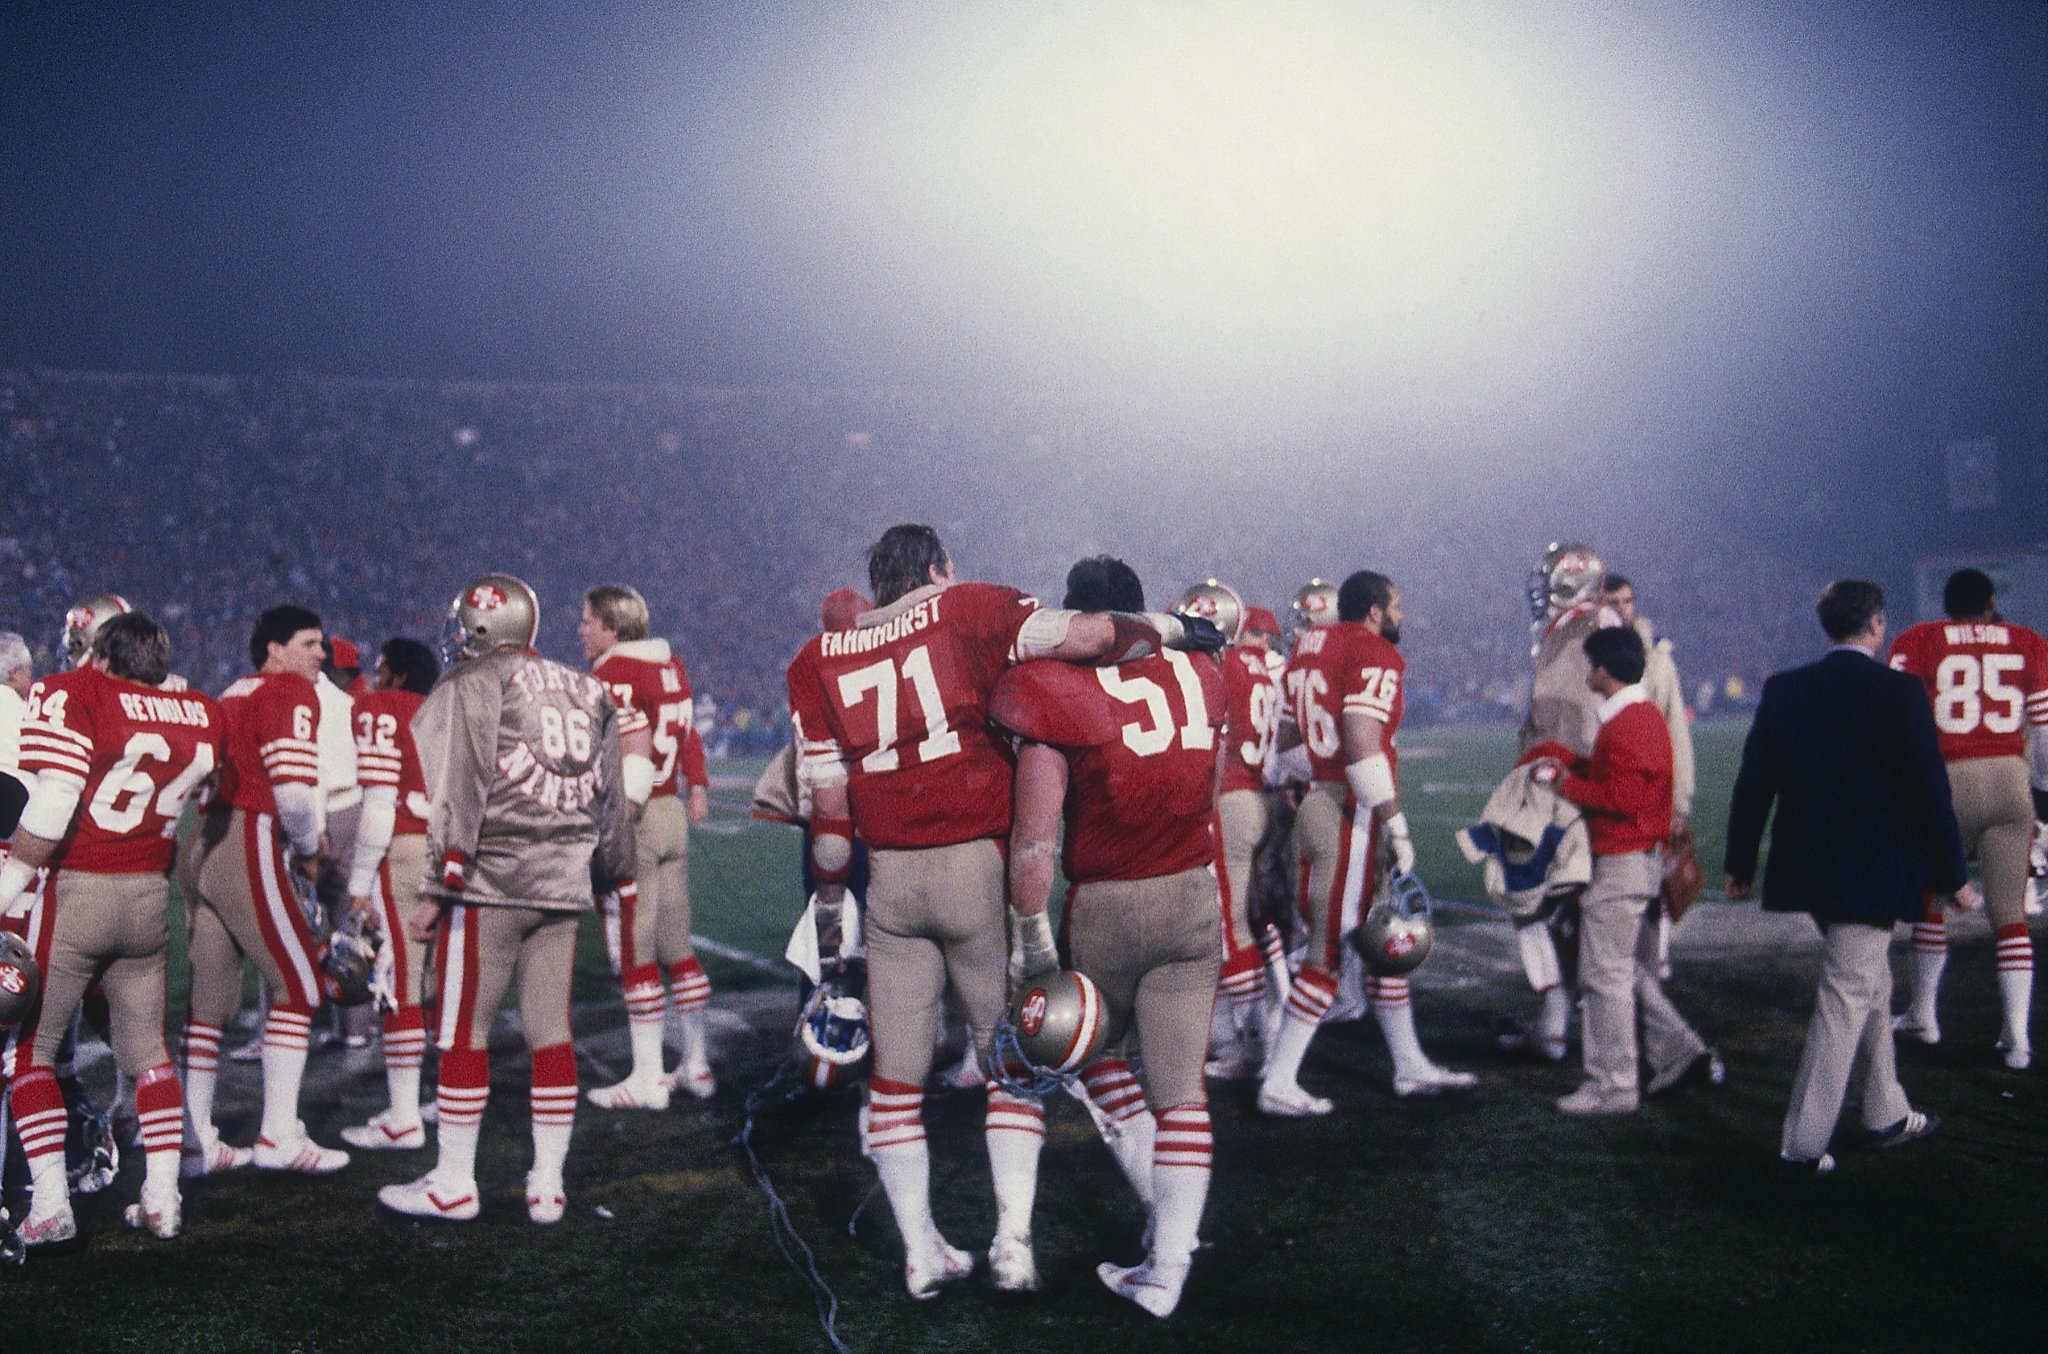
[
  {"xmin": 990, "ymin": 653, "xmax": 1224, "ymax": 883},
  {"xmin": 786, "ymin": 581, "xmax": 1039, "ymax": 850},
  {"xmin": 215, "ymin": 670, "xmax": 321, "ymax": 814},
  {"xmin": 16, "ymin": 668, "xmax": 225, "ymax": 873},
  {"xmin": 354, "ymin": 688, "xmax": 431, "ymax": 835},
  {"xmin": 593, "ymin": 641, "xmax": 696, "ymax": 799},
  {"xmin": 1219, "ymin": 646, "xmax": 1281, "ymax": 795},
  {"xmin": 1889, "ymin": 620, "xmax": 2048, "ymax": 763},
  {"xmin": 1281, "ymin": 621, "xmax": 1405, "ymax": 786}
]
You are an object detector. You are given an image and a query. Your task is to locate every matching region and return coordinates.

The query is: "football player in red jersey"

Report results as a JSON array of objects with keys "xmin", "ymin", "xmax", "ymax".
[
  {"xmin": 1262, "ymin": 571, "xmax": 1475, "ymax": 1116},
  {"xmin": 1888, "ymin": 568, "xmax": 2048, "ymax": 1067},
  {"xmin": 784, "ymin": 524, "xmax": 1224, "ymax": 1299},
  {"xmin": 578, "ymin": 584, "xmax": 718, "ymax": 1109},
  {"xmin": 1177, "ymin": 582, "xmax": 1283, "ymax": 1080},
  {"xmin": 0, "ymin": 613, "xmax": 225, "ymax": 1242},
  {"xmin": 182, "ymin": 605, "xmax": 350, "ymax": 1176},
  {"xmin": 992, "ymin": 556, "xmax": 1226, "ymax": 1317},
  {"xmin": 336, "ymin": 638, "xmax": 441, "ymax": 1150}
]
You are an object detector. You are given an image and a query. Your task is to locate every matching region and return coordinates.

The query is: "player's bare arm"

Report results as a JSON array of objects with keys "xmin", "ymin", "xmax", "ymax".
[
  {"xmin": 1006, "ymin": 741, "xmax": 1066, "ymax": 989},
  {"xmin": 807, "ymin": 778, "xmax": 854, "ymax": 953}
]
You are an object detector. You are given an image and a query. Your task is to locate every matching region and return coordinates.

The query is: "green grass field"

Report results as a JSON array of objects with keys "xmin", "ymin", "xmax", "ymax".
[{"xmin": 15, "ymin": 726, "xmax": 2048, "ymax": 1352}]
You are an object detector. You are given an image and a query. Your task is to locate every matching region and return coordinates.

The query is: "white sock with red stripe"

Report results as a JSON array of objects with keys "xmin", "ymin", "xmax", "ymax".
[
  {"xmin": 1996, "ymin": 922, "xmax": 2033, "ymax": 1053},
  {"xmin": 866, "ymin": 1077, "xmax": 939, "ymax": 1250},
  {"xmin": 1217, "ymin": 951, "xmax": 1267, "ymax": 1036},
  {"xmin": 1370, "ymin": 975, "xmax": 1433, "ymax": 1080},
  {"xmin": 1906, "ymin": 914, "xmax": 1947, "ymax": 1027},
  {"xmin": 984, "ymin": 1087, "xmax": 1046, "ymax": 1243},
  {"xmin": 180, "ymin": 1019, "xmax": 224, "ymax": 1144},
  {"xmin": 621, "ymin": 963, "xmax": 668, "ymax": 1085},
  {"xmin": 12, "ymin": 1066, "xmax": 70, "ymax": 1214},
  {"xmin": 1263, "ymin": 964, "xmax": 1337, "ymax": 1092},
  {"xmin": 435, "ymin": 1047, "xmax": 490, "ymax": 1186},
  {"xmin": 259, "ymin": 1004, "xmax": 315, "ymax": 1144},
  {"xmin": 1540, "ymin": 984, "xmax": 1571, "ymax": 1048},
  {"xmin": 135, "ymin": 1062, "xmax": 184, "ymax": 1194},
  {"xmin": 1081, "ymin": 1059, "xmax": 1156, "ymax": 1205},
  {"xmin": 668, "ymin": 956, "xmax": 713, "ymax": 1070},
  {"xmin": 530, "ymin": 1042, "xmax": 578, "ymax": 1183},
  {"xmin": 1149, "ymin": 1103, "xmax": 1213, "ymax": 1267},
  {"xmin": 383, "ymin": 1007, "xmax": 427, "ymax": 1125}
]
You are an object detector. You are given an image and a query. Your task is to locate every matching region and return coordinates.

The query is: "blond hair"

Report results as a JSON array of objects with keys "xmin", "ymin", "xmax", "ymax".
[{"xmin": 583, "ymin": 584, "xmax": 649, "ymax": 642}]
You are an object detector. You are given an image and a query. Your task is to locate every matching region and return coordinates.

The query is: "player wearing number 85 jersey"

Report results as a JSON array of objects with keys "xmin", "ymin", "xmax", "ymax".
[
  {"xmin": 0, "ymin": 613, "xmax": 225, "ymax": 1243},
  {"xmin": 1887, "ymin": 568, "xmax": 2048, "ymax": 1067},
  {"xmin": 784, "ymin": 524, "xmax": 1226, "ymax": 1299},
  {"xmin": 1264, "ymin": 571, "xmax": 1474, "ymax": 1116}
]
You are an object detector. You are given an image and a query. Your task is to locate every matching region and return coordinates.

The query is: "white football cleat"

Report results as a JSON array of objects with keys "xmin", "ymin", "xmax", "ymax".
[
  {"xmin": 587, "ymin": 1076, "xmax": 671, "ymax": 1111},
  {"xmin": 379, "ymin": 1172, "xmax": 480, "ymax": 1221},
  {"xmin": 662, "ymin": 1063, "xmax": 716, "ymax": 1100},
  {"xmin": 123, "ymin": 1182, "xmax": 183, "ymax": 1240},
  {"xmin": 253, "ymin": 1123, "xmax": 350, "ymax": 1174},
  {"xmin": 1098, "ymin": 1259, "xmax": 1191, "ymax": 1318},
  {"xmin": 20, "ymin": 1199, "xmax": 77, "ymax": 1247},
  {"xmin": 181, "ymin": 1135, "xmax": 254, "ymax": 1179},
  {"xmin": 1256, "ymin": 1081, "xmax": 1333, "ymax": 1118},
  {"xmin": 341, "ymin": 1109, "xmax": 428, "ymax": 1150},
  {"xmin": 1892, "ymin": 1011, "xmax": 1940, "ymax": 1045},
  {"xmin": 988, "ymin": 1232, "xmax": 1041, "ymax": 1293},
  {"xmin": 1394, "ymin": 1064, "xmax": 1479, "ymax": 1098},
  {"xmin": 905, "ymin": 1237, "xmax": 974, "ymax": 1300},
  {"xmin": 525, "ymin": 1171, "xmax": 567, "ymax": 1225}
]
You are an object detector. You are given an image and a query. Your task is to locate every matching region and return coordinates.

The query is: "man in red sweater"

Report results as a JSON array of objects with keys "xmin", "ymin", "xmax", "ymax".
[{"xmin": 1538, "ymin": 627, "xmax": 1720, "ymax": 1114}]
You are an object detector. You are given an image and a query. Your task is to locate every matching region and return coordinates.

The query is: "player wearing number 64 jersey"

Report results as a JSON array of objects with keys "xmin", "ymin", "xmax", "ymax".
[
  {"xmin": 1264, "ymin": 571, "xmax": 1473, "ymax": 1116},
  {"xmin": 784, "ymin": 524, "xmax": 1225, "ymax": 1299},
  {"xmin": 1, "ymin": 612, "xmax": 225, "ymax": 1243},
  {"xmin": 1887, "ymin": 568, "xmax": 2048, "ymax": 1068}
]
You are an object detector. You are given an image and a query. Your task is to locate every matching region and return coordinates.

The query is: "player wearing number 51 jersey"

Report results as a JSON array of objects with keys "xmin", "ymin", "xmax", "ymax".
[
  {"xmin": 580, "ymin": 584, "xmax": 717, "ymax": 1109},
  {"xmin": 784, "ymin": 524, "xmax": 1226, "ymax": 1299},
  {"xmin": 0, "ymin": 613, "xmax": 224, "ymax": 1244},
  {"xmin": 1264, "ymin": 571, "xmax": 1474, "ymax": 1116},
  {"xmin": 1887, "ymin": 568, "xmax": 2048, "ymax": 1067}
]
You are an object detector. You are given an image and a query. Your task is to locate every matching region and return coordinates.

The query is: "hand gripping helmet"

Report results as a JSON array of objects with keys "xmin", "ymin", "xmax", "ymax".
[
  {"xmin": 796, "ymin": 959, "xmax": 871, "ymax": 1091},
  {"xmin": 442, "ymin": 574, "xmax": 540, "ymax": 664},
  {"xmin": 1175, "ymin": 580, "xmax": 1245, "ymax": 646},
  {"xmin": 0, "ymin": 931, "xmax": 42, "ymax": 1026},
  {"xmin": 318, "ymin": 911, "xmax": 381, "ymax": 1007},
  {"xmin": 1349, "ymin": 870, "xmax": 1435, "ymax": 977},
  {"xmin": 1527, "ymin": 542, "xmax": 1605, "ymax": 623},
  {"xmin": 62, "ymin": 593, "xmax": 134, "ymax": 669},
  {"xmin": 1291, "ymin": 579, "xmax": 1339, "ymax": 631},
  {"xmin": 986, "ymin": 969, "xmax": 1107, "ymax": 1095}
]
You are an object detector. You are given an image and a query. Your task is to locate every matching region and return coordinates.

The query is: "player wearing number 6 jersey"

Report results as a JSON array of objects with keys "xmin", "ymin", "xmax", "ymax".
[
  {"xmin": 1887, "ymin": 568, "xmax": 2048, "ymax": 1067},
  {"xmin": 184, "ymin": 605, "xmax": 351, "ymax": 1177},
  {"xmin": 1263, "ymin": 571, "xmax": 1474, "ymax": 1116},
  {"xmin": 0, "ymin": 613, "xmax": 224, "ymax": 1243},
  {"xmin": 579, "ymin": 584, "xmax": 717, "ymax": 1109},
  {"xmin": 992, "ymin": 556, "xmax": 1227, "ymax": 1318},
  {"xmin": 784, "ymin": 524, "xmax": 1225, "ymax": 1299}
]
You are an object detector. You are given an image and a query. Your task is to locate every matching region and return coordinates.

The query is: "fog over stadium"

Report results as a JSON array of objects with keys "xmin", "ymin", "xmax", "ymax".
[{"xmin": 3, "ymin": 1, "xmax": 2044, "ymax": 705}]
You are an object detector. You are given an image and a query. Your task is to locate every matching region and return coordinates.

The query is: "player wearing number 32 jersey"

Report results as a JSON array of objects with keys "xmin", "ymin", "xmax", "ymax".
[
  {"xmin": 784, "ymin": 524, "xmax": 1226, "ymax": 1300},
  {"xmin": 0, "ymin": 612, "xmax": 225, "ymax": 1244},
  {"xmin": 1887, "ymin": 568, "xmax": 2048, "ymax": 1068}
]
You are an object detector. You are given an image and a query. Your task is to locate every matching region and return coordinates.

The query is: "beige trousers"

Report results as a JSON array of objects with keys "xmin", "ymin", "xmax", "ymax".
[
  {"xmin": 1578, "ymin": 849, "xmax": 1705, "ymax": 1099},
  {"xmin": 863, "ymin": 838, "xmax": 1007, "ymax": 1086},
  {"xmin": 1066, "ymin": 866, "xmax": 1222, "ymax": 1109},
  {"xmin": 1781, "ymin": 920, "xmax": 1912, "ymax": 1160},
  {"xmin": 1947, "ymin": 755, "xmax": 2033, "ymax": 927}
]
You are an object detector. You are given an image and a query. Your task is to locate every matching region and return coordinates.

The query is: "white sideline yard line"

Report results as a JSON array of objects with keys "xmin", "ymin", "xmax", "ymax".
[{"xmin": 694, "ymin": 934, "xmax": 794, "ymax": 976}]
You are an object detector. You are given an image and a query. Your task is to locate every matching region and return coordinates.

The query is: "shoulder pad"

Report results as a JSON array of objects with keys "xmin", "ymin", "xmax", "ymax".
[{"xmin": 990, "ymin": 662, "xmax": 1120, "ymax": 748}]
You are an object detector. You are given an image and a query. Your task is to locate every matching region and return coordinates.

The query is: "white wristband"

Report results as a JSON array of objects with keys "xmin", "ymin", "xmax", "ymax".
[
  {"xmin": 1344, "ymin": 753, "xmax": 1397, "ymax": 810},
  {"xmin": 623, "ymin": 753, "xmax": 656, "ymax": 807},
  {"xmin": 0, "ymin": 855, "xmax": 34, "ymax": 916}
]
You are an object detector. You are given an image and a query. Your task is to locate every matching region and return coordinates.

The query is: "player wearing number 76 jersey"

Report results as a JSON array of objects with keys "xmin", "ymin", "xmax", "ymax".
[
  {"xmin": 1887, "ymin": 568, "xmax": 2048, "ymax": 1068},
  {"xmin": 0, "ymin": 612, "xmax": 226, "ymax": 1243},
  {"xmin": 784, "ymin": 524, "xmax": 1226, "ymax": 1299}
]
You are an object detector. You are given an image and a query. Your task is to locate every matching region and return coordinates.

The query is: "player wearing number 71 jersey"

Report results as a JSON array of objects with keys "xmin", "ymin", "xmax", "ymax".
[
  {"xmin": 1264, "ymin": 570, "xmax": 1473, "ymax": 1115},
  {"xmin": 1887, "ymin": 568, "xmax": 2048, "ymax": 1068},
  {"xmin": 784, "ymin": 524, "xmax": 1226, "ymax": 1299},
  {"xmin": 0, "ymin": 612, "xmax": 226, "ymax": 1243}
]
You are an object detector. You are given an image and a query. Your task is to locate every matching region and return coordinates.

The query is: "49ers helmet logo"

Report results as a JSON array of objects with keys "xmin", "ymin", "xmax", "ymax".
[
  {"xmin": 0, "ymin": 968, "xmax": 22, "ymax": 996},
  {"xmin": 1019, "ymin": 988, "xmax": 1048, "ymax": 1038},
  {"xmin": 1384, "ymin": 933, "xmax": 1418, "ymax": 961},
  {"xmin": 467, "ymin": 584, "xmax": 507, "ymax": 611}
]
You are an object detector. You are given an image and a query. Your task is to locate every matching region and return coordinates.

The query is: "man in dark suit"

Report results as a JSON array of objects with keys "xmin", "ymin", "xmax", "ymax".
[{"xmin": 1725, "ymin": 579, "xmax": 1977, "ymax": 1173}]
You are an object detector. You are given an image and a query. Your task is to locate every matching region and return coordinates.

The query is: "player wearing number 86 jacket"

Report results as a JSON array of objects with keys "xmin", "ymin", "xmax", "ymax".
[
  {"xmin": 991, "ymin": 556, "xmax": 1226, "ymax": 1319},
  {"xmin": 1887, "ymin": 568, "xmax": 2048, "ymax": 1068},
  {"xmin": 783, "ymin": 524, "xmax": 1226, "ymax": 1300},
  {"xmin": 1265, "ymin": 571, "xmax": 1474, "ymax": 1115},
  {"xmin": 1, "ymin": 612, "xmax": 225, "ymax": 1243}
]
